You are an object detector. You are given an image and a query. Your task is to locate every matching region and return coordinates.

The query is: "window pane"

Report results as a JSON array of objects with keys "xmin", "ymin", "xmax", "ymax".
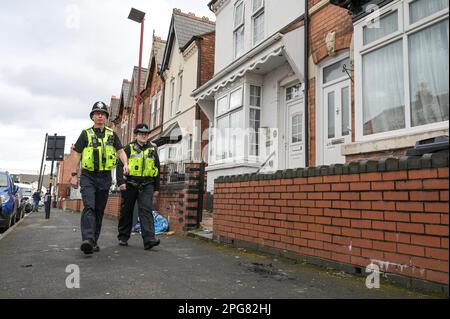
[
  {"xmin": 230, "ymin": 88, "xmax": 243, "ymax": 109},
  {"xmin": 323, "ymin": 58, "xmax": 351, "ymax": 83},
  {"xmin": 363, "ymin": 40, "xmax": 405, "ymax": 135},
  {"xmin": 292, "ymin": 114, "xmax": 302, "ymax": 143},
  {"xmin": 286, "ymin": 84, "xmax": 301, "ymax": 101},
  {"xmin": 234, "ymin": 26, "xmax": 245, "ymax": 58},
  {"xmin": 250, "ymin": 85, "xmax": 261, "ymax": 106},
  {"xmin": 216, "ymin": 116, "xmax": 228, "ymax": 159},
  {"xmin": 341, "ymin": 86, "xmax": 350, "ymax": 136},
  {"xmin": 217, "ymin": 96, "xmax": 228, "ymax": 115},
  {"xmin": 363, "ymin": 11, "xmax": 398, "ymax": 45},
  {"xmin": 253, "ymin": 12, "xmax": 265, "ymax": 45},
  {"xmin": 409, "ymin": 20, "xmax": 449, "ymax": 127},
  {"xmin": 410, "ymin": 0, "xmax": 448, "ymax": 24},
  {"xmin": 234, "ymin": 2, "xmax": 244, "ymax": 28},
  {"xmin": 250, "ymin": 109, "xmax": 260, "ymax": 156},
  {"xmin": 253, "ymin": 0, "xmax": 264, "ymax": 12},
  {"xmin": 328, "ymin": 91, "xmax": 335, "ymax": 139},
  {"xmin": 230, "ymin": 110, "xmax": 244, "ymax": 158}
]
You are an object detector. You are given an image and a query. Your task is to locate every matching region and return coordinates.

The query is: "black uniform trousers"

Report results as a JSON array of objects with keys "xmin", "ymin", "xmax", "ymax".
[
  {"xmin": 80, "ymin": 173, "xmax": 110, "ymax": 244},
  {"xmin": 118, "ymin": 182, "xmax": 155, "ymax": 243}
]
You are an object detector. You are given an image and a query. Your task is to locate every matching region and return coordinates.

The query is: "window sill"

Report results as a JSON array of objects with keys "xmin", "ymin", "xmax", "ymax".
[
  {"xmin": 206, "ymin": 161, "xmax": 261, "ymax": 172},
  {"xmin": 342, "ymin": 127, "xmax": 449, "ymax": 156}
]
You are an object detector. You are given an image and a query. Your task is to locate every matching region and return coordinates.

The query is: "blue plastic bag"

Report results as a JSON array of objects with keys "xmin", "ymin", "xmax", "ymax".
[
  {"xmin": 153, "ymin": 210, "xmax": 169, "ymax": 234},
  {"xmin": 132, "ymin": 210, "xmax": 169, "ymax": 235}
]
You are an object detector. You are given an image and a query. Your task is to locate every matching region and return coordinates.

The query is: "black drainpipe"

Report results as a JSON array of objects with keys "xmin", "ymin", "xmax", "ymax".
[{"xmin": 304, "ymin": 0, "xmax": 310, "ymax": 168}]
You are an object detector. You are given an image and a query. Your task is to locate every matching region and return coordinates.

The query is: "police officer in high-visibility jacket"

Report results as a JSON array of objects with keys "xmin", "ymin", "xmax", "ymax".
[
  {"xmin": 69, "ymin": 101, "xmax": 129, "ymax": 255},
  {"xmin": 116, "ymin": 123, "xmax": 161, "ymax": 250}
]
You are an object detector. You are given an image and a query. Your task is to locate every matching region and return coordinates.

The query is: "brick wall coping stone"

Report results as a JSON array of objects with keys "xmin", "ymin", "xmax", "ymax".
[{"xmin": 214, "ymin": 152, "xmax": 449, "ymax": 183}]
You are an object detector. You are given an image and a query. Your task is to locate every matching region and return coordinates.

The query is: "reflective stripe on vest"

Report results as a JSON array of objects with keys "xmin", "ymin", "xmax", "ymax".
[
  {"xmin": 81, "ymin": 127, "xmax": 117, "ymax": 171},
  {"xmin": 128, "ymin": 143, "xmax": 159, "ymax": 177}
]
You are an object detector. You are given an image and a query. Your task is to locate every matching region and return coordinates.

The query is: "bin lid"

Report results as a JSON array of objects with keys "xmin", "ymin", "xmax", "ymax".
[{"xmin": 406, "ymin": 135, "xmax": 449, "ymax": 156}]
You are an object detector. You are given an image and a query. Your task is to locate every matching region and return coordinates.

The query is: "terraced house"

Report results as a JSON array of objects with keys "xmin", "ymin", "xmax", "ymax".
[
  {"xmin": 194, "ymin": 0, "xmax": 448, "ymax": 191},
  {"xmin": 193, "ymin": 0, "xmax": 448, "ymax": 292},
  {"xmin": 156, "ymin": 9, "xmax": 216, "ymax": 176},
  {"xmin": 328, "ymin": 0, "xmax": 448, "ymax": 163},
  {"xmin": 193, "ymin": 0, "xmax": 308, "ymax": 193}
]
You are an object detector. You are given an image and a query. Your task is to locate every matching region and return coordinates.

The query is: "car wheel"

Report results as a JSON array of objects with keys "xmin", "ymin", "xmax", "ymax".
[
  {"xmin": 7, "ymin": 215, "xmax": 13, "ymax": 229},
  {"xmin": 15, "ymin": 207, "xmax": 22, "ymax": 222}
]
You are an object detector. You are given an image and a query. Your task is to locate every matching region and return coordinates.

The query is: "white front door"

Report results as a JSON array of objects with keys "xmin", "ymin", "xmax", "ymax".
[
  {"xmin": 323, "ymin": 81, "xmax": 351, "ymax": 165},
  {"xmin": 284, "ymin": 84, "xmax": 305, "ymax": 169}
]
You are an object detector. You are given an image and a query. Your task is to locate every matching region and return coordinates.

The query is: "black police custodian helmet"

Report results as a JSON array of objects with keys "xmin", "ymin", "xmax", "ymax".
[
  {"xmin": 90, "ymin": 101, "xmax": 109, "ymax": 119},
  {"xmin": 134, "ymin": 123, "xmax": 151, "ymax": 134}
]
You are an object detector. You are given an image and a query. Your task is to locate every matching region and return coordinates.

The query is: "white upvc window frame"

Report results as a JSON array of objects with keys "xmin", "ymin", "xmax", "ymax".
[
  {"xmin": 354, "ymin": 0, "xmax": 449, "ymax": 142},
  {"xmin": 156, "ymin": 91, "xmax": 161, "ymax": 126},
  {"xmin": 150, "ymin": 96, "xmax": 155, "ymax": 129},
  {"xmin": 177, "ymin": 72, "xmax": 183, "ymax": 114},
  {"xmin": 252, "ymin": 0, "xmax": 265, "ymax": 46},
  {"xmin": 170, "ymin": 79, "xmax": 175, "ymax": 116},
  {"xmin": 214, "ymin": 85, "xmax": 244, "ymax": 163},
  {"xmin": 249, "ymin": 84, "xmax": 262, "ymax": 157},
  {"xmin": 234, "ymin": 0, "xmax": 245, "ymax": 59},
  {"xmin": 183, "ymin": 133, "xmax": 192, "ymax": 161}
]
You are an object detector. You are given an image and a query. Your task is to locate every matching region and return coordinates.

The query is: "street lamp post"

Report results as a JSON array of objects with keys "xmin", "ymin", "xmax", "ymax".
[{"xmin": 128, "ymin": 8, "xmax": 146, "ymax": 128}]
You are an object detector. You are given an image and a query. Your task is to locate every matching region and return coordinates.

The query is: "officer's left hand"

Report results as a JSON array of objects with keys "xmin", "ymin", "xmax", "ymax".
[{"xmin": 123, "ymin": 164, "xmax": 130, "ymax": 176}]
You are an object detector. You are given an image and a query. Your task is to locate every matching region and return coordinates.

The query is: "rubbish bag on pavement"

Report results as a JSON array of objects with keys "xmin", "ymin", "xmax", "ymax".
[
  {"xmin": 132, "ymin": 210, "xmax": 169, "ymax": 235},
  {"xmin": 153, "ymin": 210, "xmax": 169, "ymax": 234}
]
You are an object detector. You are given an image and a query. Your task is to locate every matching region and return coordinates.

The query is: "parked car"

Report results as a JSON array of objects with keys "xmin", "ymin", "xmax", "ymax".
[
  {"xmin": 16, "ymin": 183, "xmax": 33, "ymax": 216},
  {"xmin": 0, "ymin": 171, "xmax": 20, "ymax": 231}
]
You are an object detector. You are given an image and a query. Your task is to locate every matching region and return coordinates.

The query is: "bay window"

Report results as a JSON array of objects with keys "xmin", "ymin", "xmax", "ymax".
[
  {"xmin": 355, "ymin": 0, "xmax": 449, "ymax": 139},
  {"xmin": 213, "ymin": 84, "xmax": 262, "ymax": 163},
  {"xmin": 215, "ymin": 87, "xmax": 244, "ymax": 161}
]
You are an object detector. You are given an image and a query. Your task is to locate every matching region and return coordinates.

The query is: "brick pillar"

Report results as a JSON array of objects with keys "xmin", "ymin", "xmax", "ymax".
[
  {"xmin": 183, "ymin": 163, "xmax": 206, "ymax": 231},
  {"xmin": 157, "ymin": 163, "xmax": 206, "ymax": 233}
]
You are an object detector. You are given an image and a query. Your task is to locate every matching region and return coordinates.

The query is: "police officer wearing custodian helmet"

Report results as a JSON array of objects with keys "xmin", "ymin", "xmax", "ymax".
[
  {"xmin": 116, "ymin": 123, "xmax": 161, "ymax": 250},
  {"xmin": 69, "ymin": 101, "xmax": 129, "ymax": 255}
]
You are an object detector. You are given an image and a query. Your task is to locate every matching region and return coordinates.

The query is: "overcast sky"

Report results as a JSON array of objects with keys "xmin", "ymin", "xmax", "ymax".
[{"xmin": 0, "ymin": 0, "xmax": 214, "ymax": 174}]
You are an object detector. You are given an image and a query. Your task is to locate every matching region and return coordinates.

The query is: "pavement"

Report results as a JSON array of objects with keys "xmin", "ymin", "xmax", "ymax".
[{"xmin": 0, "ymin": 209, "xmax": 440, "ymax": 299}]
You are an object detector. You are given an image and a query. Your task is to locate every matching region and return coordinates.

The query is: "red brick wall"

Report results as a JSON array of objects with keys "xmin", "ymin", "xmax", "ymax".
[
  {"xmin": 57, "ymin": 154, "xmax": 73, "ymax": 198},
  {"xmin": 309, "ymin": 2, "xmax": 353, "ymax": 65},
  {"xmin": 62, "ymin": 195, "xmax": 121, "ymax": 220},
  {"xmin": 141, "ymin": 94, "xmax": 151, "ymax": 128},
  {"xmin": 213, "ymin": 154, "xmax": 449, "ymax": 286},
  {"xmin": 105, "ymin": 194, "xmax": 121, "ymax": 219},
  {"xmin": 198, "ymin": 32, "xmax": 215, "ymax": 87},
  {"xmin": 157, "ymin": 163, "xmax": 206, "ymax": 233}
]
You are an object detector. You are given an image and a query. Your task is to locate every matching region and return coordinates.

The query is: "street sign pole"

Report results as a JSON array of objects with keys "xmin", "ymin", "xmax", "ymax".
[
  {"xmin": 45, "ymin": 134, "xmax": 66, "ymax": 219},
  {"xmin": 38, "ymin": 133, "xmax": 48, "ymax": 193}
]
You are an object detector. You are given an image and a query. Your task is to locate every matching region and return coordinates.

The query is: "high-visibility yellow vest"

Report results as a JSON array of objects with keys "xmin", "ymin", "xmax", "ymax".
[
  {"xmin": 81, "ymin": 127, "xmax": 117, "ymax": 171},
  {"xmin": 128, "ymin": 143, "xmax": 159, "ymax": 177}
]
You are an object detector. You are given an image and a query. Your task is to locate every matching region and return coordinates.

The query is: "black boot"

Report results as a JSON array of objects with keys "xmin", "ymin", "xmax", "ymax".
[
  {"xmin": 144, "ymin": 238, "xmax": 160, "ymax": 250},
  {"xmin": 93, "ymin": 242, "xmax": 100, "ymax": 252},
  {"xmin": 80, "ymin": 240, "xmax": 94, "ymax": 255}
]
